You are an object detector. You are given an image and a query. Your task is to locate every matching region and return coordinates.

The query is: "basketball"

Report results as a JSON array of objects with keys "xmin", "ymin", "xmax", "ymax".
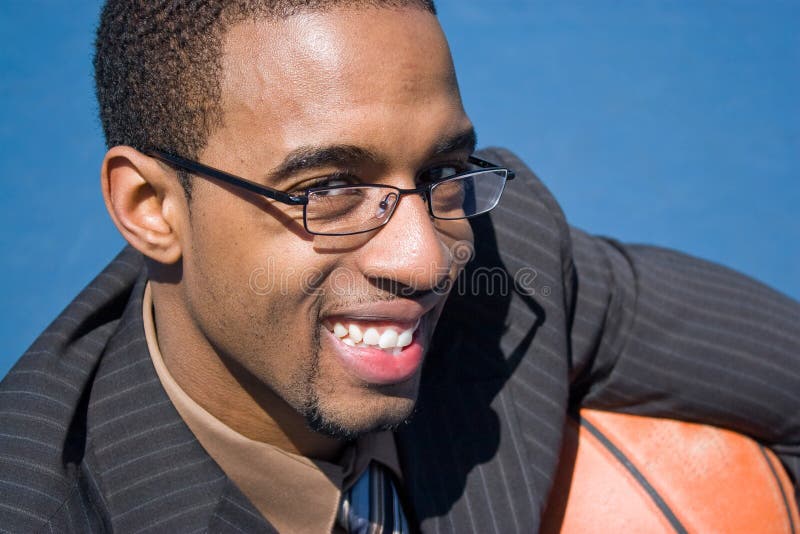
[{"xmin": 542, "ymin": 409, "xmax": 799, "ymax": 533}]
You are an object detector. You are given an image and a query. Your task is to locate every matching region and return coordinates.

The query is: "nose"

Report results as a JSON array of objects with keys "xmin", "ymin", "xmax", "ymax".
[{"xmin": 356, "ymin": 190, "xmax": 453, "ymax": 294}]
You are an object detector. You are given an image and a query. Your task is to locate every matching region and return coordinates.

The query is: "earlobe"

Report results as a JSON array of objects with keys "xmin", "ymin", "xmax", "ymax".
[{"xmin": 101, "ymin": 146, "xmax": 185, "ymax": 264}]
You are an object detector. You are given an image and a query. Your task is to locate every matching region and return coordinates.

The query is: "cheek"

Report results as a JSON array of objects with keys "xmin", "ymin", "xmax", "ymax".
[
  {"xmin": 182, "ymin": 205, "xmax": 329, "ymax": 383},
  {"xmin": 186, "ymin": 190, "xmax": 317, "ymax": 318}
]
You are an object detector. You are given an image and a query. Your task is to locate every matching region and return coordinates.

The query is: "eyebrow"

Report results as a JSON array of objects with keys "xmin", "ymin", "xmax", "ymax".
[
  {"xmin": 432, "ymin": 128, "xmax": 477, "ymax": 157},
  {"xmin": 265, "ymin": 127, "xmax": 478, "ymax": 184},
  {"xmin": 267, "ymin": 145, "xmax": 380, "ymax": 184}
]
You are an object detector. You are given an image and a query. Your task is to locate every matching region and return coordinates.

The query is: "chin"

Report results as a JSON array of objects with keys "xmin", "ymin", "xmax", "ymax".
[{"xmin": 303, "ymin": 389, "xmax": 418, "ymax": 440}]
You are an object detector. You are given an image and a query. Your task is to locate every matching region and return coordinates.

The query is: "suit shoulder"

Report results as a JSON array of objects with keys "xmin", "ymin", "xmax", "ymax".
[{"xmin": 0, "ymin": 247, "xmax": 141, "ymax": 532}]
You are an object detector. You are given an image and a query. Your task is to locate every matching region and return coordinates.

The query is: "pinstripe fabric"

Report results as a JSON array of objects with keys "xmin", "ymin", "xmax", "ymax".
[
  {"xmin": 0, "ymin": 250, "xmax": 276, "ymax": 533},
  {"xmin": 0, "ymin": 148, "xmax": 798, "ymax": 533},
  {"xmin": 395, "ymin": 147, "xmax": 800, "ymax": 533}
]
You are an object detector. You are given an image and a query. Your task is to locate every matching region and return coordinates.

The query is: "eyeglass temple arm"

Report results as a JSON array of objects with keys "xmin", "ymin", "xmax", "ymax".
[
  {"xmin": 468, "ymin": 156, "xmax": 516, "ymax": 180},
  {"xmin": 145, "ymin": 149, "xmax": 308, "ymax": 205}
]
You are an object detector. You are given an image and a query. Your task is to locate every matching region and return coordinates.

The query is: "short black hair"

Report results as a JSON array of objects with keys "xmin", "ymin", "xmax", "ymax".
[{"xmin": 94, "ymin": 0, "xmax": 437, "ymax": 195}]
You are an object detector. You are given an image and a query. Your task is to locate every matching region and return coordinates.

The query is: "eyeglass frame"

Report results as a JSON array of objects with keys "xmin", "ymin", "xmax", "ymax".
[{"xmin": 145, "ymin": 148, "xmax": 516, "ymax": 236}]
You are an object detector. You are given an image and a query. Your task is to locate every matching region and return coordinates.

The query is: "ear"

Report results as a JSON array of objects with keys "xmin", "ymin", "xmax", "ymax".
[{"xmin": 101, "ymin": 146, "xmax": 186, "ymax": 264}]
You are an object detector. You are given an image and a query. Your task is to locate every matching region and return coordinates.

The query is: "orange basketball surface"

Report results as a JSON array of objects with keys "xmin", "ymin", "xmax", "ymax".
[{"xmin": 542, "ymin": 409, "xmax": 799, "ymax": 533}]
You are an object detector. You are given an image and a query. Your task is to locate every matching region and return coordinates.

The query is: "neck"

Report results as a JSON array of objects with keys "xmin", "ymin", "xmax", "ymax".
[{"xmin": 149, "ymin": 281, "xmax": 344, "ymax": 462}]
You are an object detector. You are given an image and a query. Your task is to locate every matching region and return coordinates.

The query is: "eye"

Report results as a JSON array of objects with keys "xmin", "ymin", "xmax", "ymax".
[
  {"xmin": 306, "ymin": 172, "xmax": 360, "ymax": 190},
  {"xmin": 417, "ymin": 163, "xmax": 468, "ymax": 185}
]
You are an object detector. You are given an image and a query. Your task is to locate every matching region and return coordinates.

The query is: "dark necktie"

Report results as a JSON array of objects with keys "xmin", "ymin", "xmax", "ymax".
[{"xmin": 337, "ymin": 461, "xmax": 410, "ymax": 533}]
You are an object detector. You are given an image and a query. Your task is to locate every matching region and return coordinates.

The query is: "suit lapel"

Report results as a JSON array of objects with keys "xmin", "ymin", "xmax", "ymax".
[
  {"xmin": 84, "ymin": 262, "xmax": 276, "ymax": 532},
  {"xmin": 396, "ymin": 149, "xmax": 573, "ymax": 533},
  {"xmin": 396, "ymin": 380, "xmax": 542, "ymax": 533},
  {"xmin": 396, "ymin": 286, "xmax": 551, "ymax": 533}
]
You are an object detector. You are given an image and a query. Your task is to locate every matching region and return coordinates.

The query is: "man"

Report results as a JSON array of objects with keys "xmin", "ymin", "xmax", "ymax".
[{"xmin": 1, "ymin": 1, "xmax": 798, "ymax": 532}]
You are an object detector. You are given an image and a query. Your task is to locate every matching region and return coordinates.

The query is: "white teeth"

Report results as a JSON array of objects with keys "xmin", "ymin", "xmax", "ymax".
[
  {"xmin": 363, "ymin": 327, "xmax": 380, "ymax": 346},
  {"xmin": 397, "ymin": 329, "xmax": 413, "ymax": 348},
  {"xmin": 333, "ymin": 323, "xmax": 348, "ymax": 338},
  {"xmin": 378, "ymin": 329, "xmax": 398, "ymax": 349},
  {"xmin": 330, "ymin": 320, "xmax": 421, "ymax": 352},
  {"xmin": 348, "ymin": 324, "xmax": 363, "ymax": 343}
]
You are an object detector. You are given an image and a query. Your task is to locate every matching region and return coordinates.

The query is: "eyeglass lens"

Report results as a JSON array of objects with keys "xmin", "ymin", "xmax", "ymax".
[{"xmin": 304, "ymin": 169, "xmax": 508, "ymax": 235}]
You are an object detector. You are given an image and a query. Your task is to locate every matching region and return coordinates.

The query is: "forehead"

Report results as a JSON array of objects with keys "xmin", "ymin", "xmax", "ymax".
[
  {"xmin": 220, "ymin": 6, "xmax": 457, "ymax": 104},
  {"xmin": 209, "ymin": 6, "xmax": 466, "ymax": 169}
]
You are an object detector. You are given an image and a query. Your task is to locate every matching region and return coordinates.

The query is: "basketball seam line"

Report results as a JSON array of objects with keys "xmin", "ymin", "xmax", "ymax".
[
  {"xmin": 759, "ymin": 444, "xmax": 796, "ymax": 534},
  {"xmin": 579, "ymin": 416, "xmax": 688, "ymax": 534}
]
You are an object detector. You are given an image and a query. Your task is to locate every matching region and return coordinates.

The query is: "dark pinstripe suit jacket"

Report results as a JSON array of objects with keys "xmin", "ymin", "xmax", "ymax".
[{"xmin": 2, "ymin": 148, "xmax": 799, "ymax": 533}]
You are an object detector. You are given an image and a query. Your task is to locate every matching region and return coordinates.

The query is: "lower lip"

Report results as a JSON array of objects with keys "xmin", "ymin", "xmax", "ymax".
[{"xmin": 324, "ymin": 322, "xmax": 425, "ymax": 386}]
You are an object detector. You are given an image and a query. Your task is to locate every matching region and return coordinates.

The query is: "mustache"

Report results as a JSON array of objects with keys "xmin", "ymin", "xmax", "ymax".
[
  {"xmin": 322, "ymin": 288, "xmax": 439, "ymax": 310},
  {"xmin": 251, "ymin": 264, "xmax": 456, "ymax": 298}
]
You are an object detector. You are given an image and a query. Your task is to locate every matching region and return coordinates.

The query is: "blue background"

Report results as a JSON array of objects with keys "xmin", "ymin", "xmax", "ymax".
[{"xmin": 1, "ymin": 1, "xmax": 798, "ymax": 375}]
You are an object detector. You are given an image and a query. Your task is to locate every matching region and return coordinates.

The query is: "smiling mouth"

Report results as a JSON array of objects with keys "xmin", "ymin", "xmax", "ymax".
[{"xmin": 325, "ymin": 319, "xmax": 422, "ymax": 355}]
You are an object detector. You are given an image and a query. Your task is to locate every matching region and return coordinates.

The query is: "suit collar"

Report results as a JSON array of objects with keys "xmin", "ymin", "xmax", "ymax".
[
  {"xmin": 83, "ymin": 255, "xmax": 276, "ymax": 532},
  {"xmin": 396, "ymin": 310, "xmax": 544, "ymax": 533}
]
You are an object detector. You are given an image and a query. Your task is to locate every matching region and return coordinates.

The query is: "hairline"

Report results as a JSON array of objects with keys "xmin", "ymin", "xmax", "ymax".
[{"xmin": 95, "ymin": 1, "xmax": 438, "ymax": 181}]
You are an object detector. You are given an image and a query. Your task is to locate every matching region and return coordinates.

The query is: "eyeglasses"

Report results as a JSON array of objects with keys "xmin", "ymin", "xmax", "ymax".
[{"xmin": 146, "ymin": 149, "xmax": 515, "ymax": 236}]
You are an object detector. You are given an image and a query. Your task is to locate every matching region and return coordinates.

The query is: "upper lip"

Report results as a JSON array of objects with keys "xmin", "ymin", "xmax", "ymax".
[{"xmin": 322, "ymin": 297, "xmax": 437, "ymax": 325}]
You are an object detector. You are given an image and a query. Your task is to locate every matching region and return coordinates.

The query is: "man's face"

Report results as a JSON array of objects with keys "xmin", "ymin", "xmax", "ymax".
[{"xmin": 178, "ymin": 6, "xmax": 474, "ymax": 438}]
